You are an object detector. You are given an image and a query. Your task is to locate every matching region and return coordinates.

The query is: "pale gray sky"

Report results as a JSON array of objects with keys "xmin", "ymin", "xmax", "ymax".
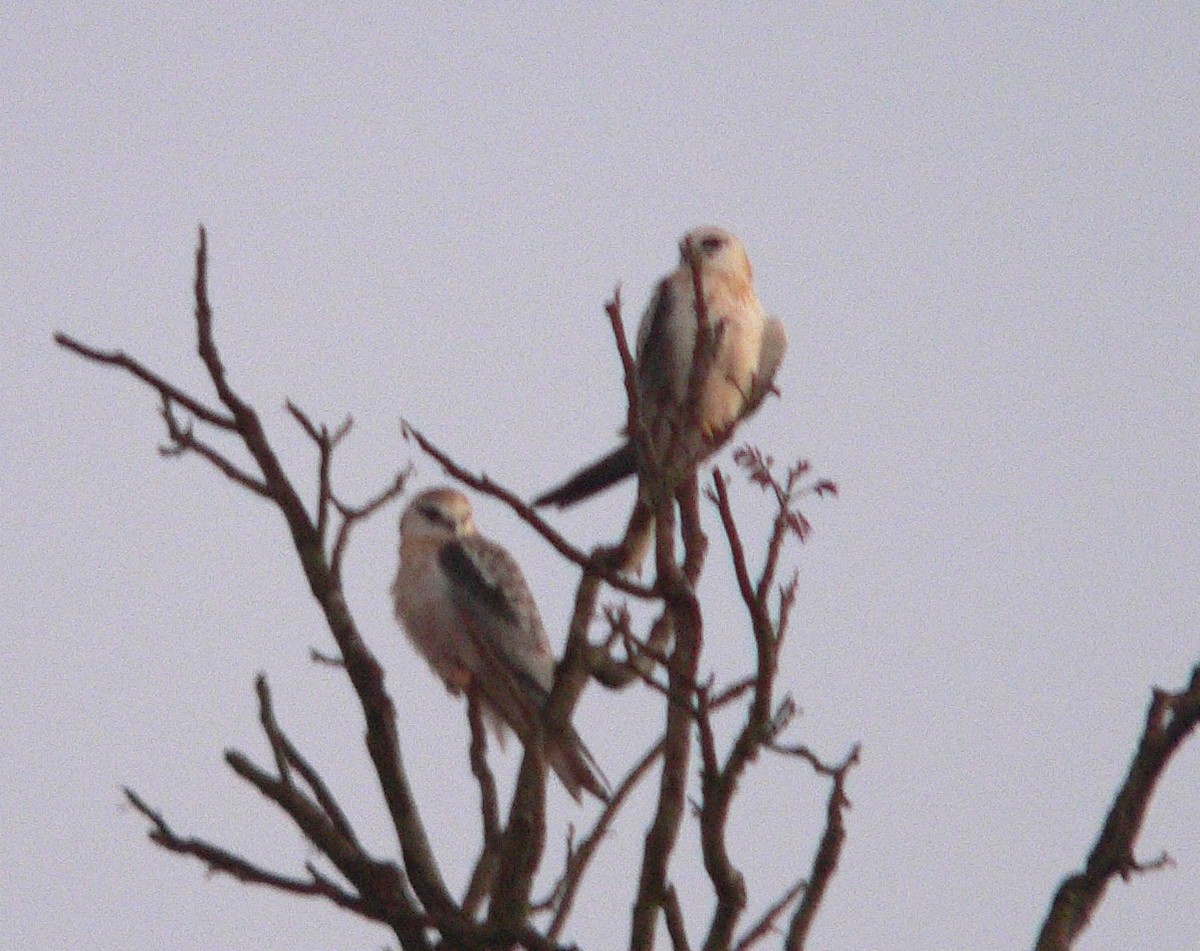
[{"xmin": 4, "ymin": 4, "xmax": 1198, "ymax": 949}]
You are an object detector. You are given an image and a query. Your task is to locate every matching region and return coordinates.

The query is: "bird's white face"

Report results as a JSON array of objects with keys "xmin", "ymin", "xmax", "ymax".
[
  {"xmin": 678, "ymin": 226, "xmax": 752, "ymax": 281},
  {"xmin": 399, "ymin": 488, "xmax": 477, "ymax": 540}
]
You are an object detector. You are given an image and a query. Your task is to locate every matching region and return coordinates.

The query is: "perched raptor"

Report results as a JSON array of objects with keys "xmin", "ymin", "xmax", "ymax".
[
  {"xmin": 534, "ymin": 227, "xmax": 787, "ymax": 563},
  {"xmin": 391, "ymin": 487, "xmax": 608, "ymax": 801}
]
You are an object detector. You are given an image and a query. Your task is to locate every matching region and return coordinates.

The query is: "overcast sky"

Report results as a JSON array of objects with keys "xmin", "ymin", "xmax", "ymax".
[{"xmin": 4, "ymin": 4, "xmax": 1198, "ymax": 949}]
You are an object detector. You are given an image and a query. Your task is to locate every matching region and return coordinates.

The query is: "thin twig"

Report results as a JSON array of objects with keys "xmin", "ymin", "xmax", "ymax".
[
  {"xmin": 733, "ymin": 879, "xmax": 807, "ymax": 951},
  {"xmin": 605, "ymin": 287, "xmax": 641, "ymax": 442},
  {"xmin": 710, "ymin": 677, "xmax": 756, "ymax": 711},
  {"xmin": 548, "ymin": 738, "xmax": 666, "ymax": 940},
  {"xmin": 254, "ymin": 674, "xmax": 360, "ymax": 846},
  {"xmin": 287, "ymin": 401, "xmax": 333, "ymax": 542},
  {"xmin": 785, "ymin": 745, "xmax": 860, "ymax": 951},
  {"xmin": 255, "ymin": 674, "xmax": 293, "ymax": 784},
  {"xmin": 54, "ymin": 332, "xmax": 237, "ymax": 430},
  {"xmin": 123, "ymin": 787, "xmax": 382, "ymax": 921},
  {"xmin": 663, "ymin": 884, "xmax": 692, "ymax": 951},
  {"xmin": 403, "ymin": 422, "xmax": 656, "ymax": 600},
  {"xmin": 159, "ymin": 396, "xmax": 272, "ymax": 496},
  {"xmin": 330, "ymin": 467, "xmax": 411, "ymax": 582}
]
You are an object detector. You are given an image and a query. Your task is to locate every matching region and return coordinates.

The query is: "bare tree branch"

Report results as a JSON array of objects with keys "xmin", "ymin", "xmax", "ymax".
[
  {"xmin": 159, "ymin": 396, "xmax": 272, "ymax": 495},
  {"xmin": 785, "ymin": 745, "xmax": 860, "ymax": 951},
  {"xmin": 488, "ymin": 731, "xmax": 548, "ymax": 935},
  {"xmin": 54, "ymin": 332, "xmax": 237, "ymax": 429},
  {"xmin": 586, "ymin": 605, "xmax": 679, "ymax": 693},
  {"xmin": 548, "ymin": 738, "xmax": 666, "ymax": 940},
  {"xmin": 733, "ymin": 879, "xmax": 807, "ymax": 951},
  {"xmin": 403, "ymin": 421, "xmax": 656, "ymax": 601},
  {"xmin": 286, "ymin": 400, "xmax": 339, "ymax": 543},
  {"xmin": 60, "ymin": 229, "xmax": 461, "ymax": 944},
  {"xmin": 631, "ymin": 502, "xmax": 702, "ymax": 951},
  {"xmin": 1034, "ymin": 663, "xmax": 1200, "ymax": 951},
  {"xmin": 677, "ymin": 476, "xmax": 709, "ymax": 585},
  {"xmin": 604, "ymin": 286, "xmax": 643, "ymax": 450},
  {"xmin": 461, "ymin": 690, "xmax": 502, "ymax": 918},
  {"xmin": 123, "ymin": 786, "xmax": 385, "ymax": 920},
  {"xmin": 61, "ymin": 228, "xmax": 870, "ymax": 951},
  {"xmin": 663, "ymin": 885, "xmax": 691, "ymax": 951},
  {"xmin": 697, "ymin": 465, "xmax": 811, "ymax": 951},
  {"xmin": 253, "ymin": 674, "xmax": 360, "ymax": 847},
  {"xmin": 329, "ymin": 467, "xmax": 412, "ymax": 582},
  {"xmin": 255, "ymin": 673, "xmax": 294, "ymax": 784}
]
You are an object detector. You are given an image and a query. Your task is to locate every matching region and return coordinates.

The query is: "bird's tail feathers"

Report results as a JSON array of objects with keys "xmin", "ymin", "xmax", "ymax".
[
  {"xmin": 533, "ymin": 442, "xmax": 637, "ymax": 508},
  {"xmin": 548, "ymin": 727, "xmax": 610, "ymax": 803}
]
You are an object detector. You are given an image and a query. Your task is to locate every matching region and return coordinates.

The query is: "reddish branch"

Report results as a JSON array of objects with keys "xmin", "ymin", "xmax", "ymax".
[
  {"xmin": 547, "ymin": 738, "xmax": 666, "ymax": 940},
  {"xmin": 404, "ymin": 422, "xmax": 656, "ymax": 601},
  {"xmin": 57, "ymin": 228, "xmax": 561, "ymax": 951},
  {"xmin": 784, "ymin": 745, "xmax": 860, "ymax": 951},
  {"xmin": 1034, "ymin": 663, "xmax": 1200, "ymax": 951},
  {"xmin": 694, "ymin": 459, "xmax": 839, "ymax": 951},
  {"xmin": 122, "ymin": 786, "xmax": 386, "ymax": 920},
  {"xmin": 630, "ymin": 500, "xmax": 705, "ymax": 951},
  {"xmin": 57, "ymin": 227, "xmax": 870, "ymax": 951}
]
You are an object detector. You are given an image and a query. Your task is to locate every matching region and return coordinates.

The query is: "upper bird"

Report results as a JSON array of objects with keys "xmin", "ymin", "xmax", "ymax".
[
  {"xmin": 534, "ymin": 226, "xmax": 786, "ymax": 511},
  {"xmin": 391, "ymin": 487, "xmax": 608, "ymax": 802}
]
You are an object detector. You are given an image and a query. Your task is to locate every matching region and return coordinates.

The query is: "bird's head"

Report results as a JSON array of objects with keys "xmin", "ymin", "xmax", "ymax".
[
  {"xmin": 678, "ymin": 226, "xmax": 753, "ymax": 283},
  {"xmin": 400, "ymin": 487, "xmax": 478, "ymax": 540}
]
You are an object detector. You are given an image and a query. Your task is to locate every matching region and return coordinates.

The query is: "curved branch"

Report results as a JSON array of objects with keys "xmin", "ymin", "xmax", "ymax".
[
  {"xmin": 123, "ymin": 786, "xmax": 385, "ymax": 922},
  {"xmin": 404, "ymin": 422, "xmax": 656, "ymax": 601},
  {"xmin": 1035, "ymin": 663, "xmax": 1200, "ymax": 951},
  {"xmin": 785, "ymin": 745, "xmax": 859, "ymax": 951},
  {"xmin": 53, "ymin": 332, "xmax": 237, "ymax": 430},
  {"xmin": 548, "ymin": 738, "xmax": 666, "ymax": 940},
  {"xmin": 61, "ymin": 229, "xmax": 458, "ymax": 939}
]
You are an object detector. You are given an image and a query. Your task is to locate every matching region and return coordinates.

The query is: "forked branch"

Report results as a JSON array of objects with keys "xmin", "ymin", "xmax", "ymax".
[{"xmin": 1035, "ymin": 663, "xmax": 1200, "ymax": 951}]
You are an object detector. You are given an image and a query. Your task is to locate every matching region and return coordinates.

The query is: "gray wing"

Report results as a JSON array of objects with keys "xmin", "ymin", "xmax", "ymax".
[
  {"xmin": 438, "ymin": 537, "xmax": 553, "ymax": 737},
  {"xmin": 440, "ymin": 538, "xmax": 611, "ymax": 802},
  {"xmin": 635, "ymin": 278, "xmax": 683, "ymax": 417}
]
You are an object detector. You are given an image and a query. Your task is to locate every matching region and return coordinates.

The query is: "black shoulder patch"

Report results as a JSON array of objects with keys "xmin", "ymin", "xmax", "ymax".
[
  {"xmin": 438, "ymin": 541, "xmax": 520, "ymax": 626},
  {"xmin": 638, "ymin": 279, "xmax": 676, "ymax": 407}
]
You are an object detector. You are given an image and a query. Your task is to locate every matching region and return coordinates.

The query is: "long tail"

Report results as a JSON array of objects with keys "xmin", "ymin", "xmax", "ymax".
[
  {"xmin": 549, "ymin": 727, "xmax": 611, "ymax": 803},
  {"xmin": 533, "ymin": 442, "xmax": 637, "ymax": 508}
]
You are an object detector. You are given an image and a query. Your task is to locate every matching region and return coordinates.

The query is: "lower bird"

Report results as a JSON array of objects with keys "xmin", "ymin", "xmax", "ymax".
[{"xmin": 392, "ymin": 487, "xmax": 608, "ymax": 802}]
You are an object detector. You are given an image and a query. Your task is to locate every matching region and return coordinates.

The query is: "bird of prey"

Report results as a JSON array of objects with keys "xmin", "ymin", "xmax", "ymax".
[
  {"xmin": 534, "ymin": 227, "xmax": 786, "ymax": 561},
  {"xmin": 391, "ymin": 487, "xmax": 608, "ymax": 802}
]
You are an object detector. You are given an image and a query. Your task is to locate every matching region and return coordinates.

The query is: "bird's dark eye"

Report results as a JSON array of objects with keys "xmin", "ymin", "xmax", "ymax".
[
  {"xmin": 701, "ymin": 235, "xmax": 724, "ymax": 253},
  {"xmin": 418, "ymin": 503, "xmax": 452, "ymax": 527}
]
